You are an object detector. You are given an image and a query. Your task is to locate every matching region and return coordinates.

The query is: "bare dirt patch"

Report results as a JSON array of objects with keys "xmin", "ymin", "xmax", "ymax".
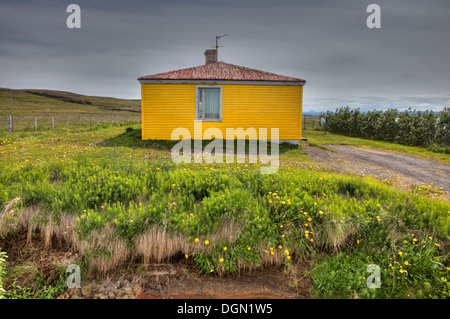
[
  {"xmin": 60, "ymin": 261, "xmax": 312, "ymax": 300},
  {"xmin": 303, "ymin": 144, "xmax": 450, "ymax": 198},
  {"xmin": 0, "ymin": 232, "xmax": 78, "ymax": 287},
  {"xmin": 0, "ymin": 232, "xmax": 312, "ymax": 299}
]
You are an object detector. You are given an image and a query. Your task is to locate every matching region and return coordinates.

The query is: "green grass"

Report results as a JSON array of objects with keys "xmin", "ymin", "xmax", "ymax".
[
  {"xmin": 304, "ymin": 141, "xmax": 336, "ymax": 153},
  {"xmin": 2, "ymin": 263, "xmax": 71, "ymax": 299},
  {"xmin": 1, "ymin": 123, "xmax": 449, "ymax": 299},
  {"xmin": 0, "ymin": 250, "xmax": 6, "ymax": 299},
  {"xmin": 303, "ymin": 130, "xmax": 450, "ymax": 165},
  {"xmin": 104, "ymin": 127, "xmax": 300, "ymax": 155}
]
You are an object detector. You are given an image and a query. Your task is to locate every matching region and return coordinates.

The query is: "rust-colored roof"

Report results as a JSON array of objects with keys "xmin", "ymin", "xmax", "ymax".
[{"xmin": 138, "ymin": 61, "xmax": 305, "ymax": 83}]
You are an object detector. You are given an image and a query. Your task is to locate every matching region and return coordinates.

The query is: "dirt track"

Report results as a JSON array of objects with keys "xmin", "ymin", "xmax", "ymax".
[{"xmin": 303, "ymin": 144, "xmax": 450, "ymax": 195}]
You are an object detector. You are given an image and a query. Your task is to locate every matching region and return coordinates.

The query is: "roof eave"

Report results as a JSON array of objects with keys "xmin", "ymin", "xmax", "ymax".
[{"xmin": 138, "ymin": 79, "xmax": 306, "ymax": 86}]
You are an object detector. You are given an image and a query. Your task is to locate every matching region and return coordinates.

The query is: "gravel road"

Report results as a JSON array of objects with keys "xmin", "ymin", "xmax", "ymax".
[{"xmin": 303, "ymin": 144, "xmax": 450, "ymax": 193}]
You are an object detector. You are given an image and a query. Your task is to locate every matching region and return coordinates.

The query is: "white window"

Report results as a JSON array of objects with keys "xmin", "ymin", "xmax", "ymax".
[{"xmin": 196, "ymin": 86, "xmax": 222, "ymax": 121}]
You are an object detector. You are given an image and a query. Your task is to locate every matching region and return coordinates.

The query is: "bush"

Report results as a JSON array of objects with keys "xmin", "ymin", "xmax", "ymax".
[
  {"xmin": 325, "ymin": 107, "xmax": 448, "ymax": 148},
  {"xmin": 435, "ymin": 107, "xmax": 450, "ymax": 146}
]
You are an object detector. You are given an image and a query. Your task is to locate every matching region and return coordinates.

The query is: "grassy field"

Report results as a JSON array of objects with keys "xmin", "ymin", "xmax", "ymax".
[
  {"xmin": 0, "ymin": 88, "xmax": 141, "ymax": 133},
  {"xmin": 0, "ymin": 88, "xmax": 140, "ymax": 115},
  {"xmin": 0, "ymin": 122, "xmax": 449, "ymax": 299}
]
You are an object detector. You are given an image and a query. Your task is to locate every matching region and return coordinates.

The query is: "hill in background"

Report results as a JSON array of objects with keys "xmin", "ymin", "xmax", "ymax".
[{"xmin": 0, "ymin": 87, "xmax": 141, "ymax": 116}]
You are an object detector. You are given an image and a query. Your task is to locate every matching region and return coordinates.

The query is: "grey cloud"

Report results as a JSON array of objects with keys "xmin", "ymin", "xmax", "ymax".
[{"xmin": 0, "ymin": 0, "xmax": 449, "ymax": 111}]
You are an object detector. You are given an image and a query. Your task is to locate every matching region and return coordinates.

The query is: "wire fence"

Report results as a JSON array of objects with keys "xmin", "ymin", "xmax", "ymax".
[
  {"xmin": 302, "ymin": 115, "xmax": 323, "ymax": 131},
  {"xmin": 3, "ymin": 113, "xmax": 321, "ymax": 134},
  {"xmin": 3, "ymin": 113, "xmax": 141, "ymax": 133}
]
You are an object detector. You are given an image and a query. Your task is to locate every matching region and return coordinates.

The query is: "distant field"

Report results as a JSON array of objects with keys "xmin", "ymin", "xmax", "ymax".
[
  {"xmin": 0, "ymin": 88, "xmax": 141, "ymax": 132},
  {"xmin": 0, "ymin": 87, "xmax": 141, "ymax": 115}
]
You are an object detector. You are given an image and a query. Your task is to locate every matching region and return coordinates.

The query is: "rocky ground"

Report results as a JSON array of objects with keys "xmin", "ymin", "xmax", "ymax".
[
  {"xmin": 58, "ymin": 262, "xmax": 310, "ymax": 299},
  {"xmin": 59, "ymin": 279, "xmax": 141, "ymax": 299}
]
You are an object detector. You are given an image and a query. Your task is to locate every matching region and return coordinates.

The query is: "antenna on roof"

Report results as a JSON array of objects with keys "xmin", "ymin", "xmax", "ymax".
[{"xmin": 215, "ymin": 34, "xmax": 228, "ymax": 50}]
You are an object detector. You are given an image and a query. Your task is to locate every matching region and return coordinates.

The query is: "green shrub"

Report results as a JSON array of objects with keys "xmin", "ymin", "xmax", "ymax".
[
  {"xmin": 324, "ymin": 107, "xmax": 448, "ymax": 148},
  {"xmin": 0, "ymin": 251, "xmax": 7, "ymax": 299}
]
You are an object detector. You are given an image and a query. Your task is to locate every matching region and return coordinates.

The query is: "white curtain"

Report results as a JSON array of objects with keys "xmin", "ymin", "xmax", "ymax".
[{"xmin": 202, "ymin": 88, "xmax": 220, "ymax": 119}]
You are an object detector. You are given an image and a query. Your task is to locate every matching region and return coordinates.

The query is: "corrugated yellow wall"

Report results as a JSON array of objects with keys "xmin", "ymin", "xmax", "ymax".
[{"xmin": 141, "ymin": 83, "xmax": 302, "ymax": 140}]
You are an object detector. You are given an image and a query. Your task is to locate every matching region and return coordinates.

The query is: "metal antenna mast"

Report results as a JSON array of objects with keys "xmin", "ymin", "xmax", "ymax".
[{"xmin": 215, "ymin": 34, "xmax": 228, "ymax": 50}]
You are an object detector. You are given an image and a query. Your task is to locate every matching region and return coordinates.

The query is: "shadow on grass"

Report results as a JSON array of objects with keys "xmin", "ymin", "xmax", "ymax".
[{"xmin": 101, "ymin": 127, "xmax": 300, "ymax": 154}]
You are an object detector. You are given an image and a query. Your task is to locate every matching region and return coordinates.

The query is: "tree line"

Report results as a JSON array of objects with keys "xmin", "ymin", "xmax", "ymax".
[{"xmin": 322, "ymin": 107, "xmax": 450, "ymax": 150}]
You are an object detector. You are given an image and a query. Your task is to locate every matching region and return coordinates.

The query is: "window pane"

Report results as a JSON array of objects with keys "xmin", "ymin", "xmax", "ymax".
[{"xmin": 203, "ymin": 88, "xmax": 220, "ymax": 119}]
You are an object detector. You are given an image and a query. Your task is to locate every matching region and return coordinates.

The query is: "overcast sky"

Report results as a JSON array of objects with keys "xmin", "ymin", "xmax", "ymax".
[{"xmin": 1, "ymin": 0, "xmax": 449, "ymax": 112}]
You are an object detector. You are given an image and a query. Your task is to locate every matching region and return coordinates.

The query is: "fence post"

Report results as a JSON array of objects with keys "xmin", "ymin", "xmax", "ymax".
[
  {"xmin": 52, "ymin": 117, "xmax": 55, "ymax": 129},
  {"xmin": 34, "ymin": 116, "xmax": 37, "ymax": 132},
  {"xmin": 7, "ymin": 115, "xmax": 10, "ymax": 133},
  {"xmin": 11, "ymin": 115, "xmax": 13, "ymax": 132},
  {"xmin": 79, "ymin": 114, "xmax": 81, "ymax": 125},
  {"xmin": 312, "ymin": 121, "xmax": 314, "ymax": 130}
]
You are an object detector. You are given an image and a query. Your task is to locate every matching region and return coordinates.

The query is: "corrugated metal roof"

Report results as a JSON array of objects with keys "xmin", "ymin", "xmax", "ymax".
[{"xmin": 138, "ymin": 61, "xmax": 305, "ymax": 83}]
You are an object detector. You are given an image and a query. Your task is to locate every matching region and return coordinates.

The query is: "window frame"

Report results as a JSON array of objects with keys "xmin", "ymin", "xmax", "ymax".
[{"xmin": 195, "ymin": 85, "xmax": 222, "ymax": 122}]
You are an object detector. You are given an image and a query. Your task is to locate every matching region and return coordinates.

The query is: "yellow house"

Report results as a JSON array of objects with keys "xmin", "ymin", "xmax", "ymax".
[{"xmin": 138, "ymin": 49, "xmax": 306, "ymax": 144}]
